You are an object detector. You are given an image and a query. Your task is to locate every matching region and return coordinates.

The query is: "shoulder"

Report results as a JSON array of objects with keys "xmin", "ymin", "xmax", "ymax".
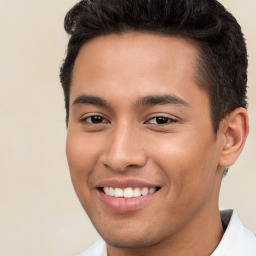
[{"xmin": 78, "ymin": 238, "xmax": 107, "ymax": 256}]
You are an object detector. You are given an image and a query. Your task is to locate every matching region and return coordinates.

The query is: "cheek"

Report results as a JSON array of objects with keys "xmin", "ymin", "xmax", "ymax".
[
  {"xmin": 66, "ymin": 133, "xmax": 99, "ymax": 194},
  {"xmin": 149, "ymin": 132, "xmax": 218, "ymax": 196},
  {"xmin": 66, "ymin": 132, "xmax": 100, "ymax": 168}
]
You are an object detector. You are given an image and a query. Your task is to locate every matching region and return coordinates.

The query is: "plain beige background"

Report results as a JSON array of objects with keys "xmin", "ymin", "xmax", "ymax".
[{"xmin": 0, "ymin": 0, "xmax": 255, "ymax": 255}]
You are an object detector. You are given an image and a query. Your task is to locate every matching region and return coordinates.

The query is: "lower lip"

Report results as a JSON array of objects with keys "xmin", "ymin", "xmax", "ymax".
[{"xmin": 99, "ymin": 190, "xmax": 157, "ymax": 213}]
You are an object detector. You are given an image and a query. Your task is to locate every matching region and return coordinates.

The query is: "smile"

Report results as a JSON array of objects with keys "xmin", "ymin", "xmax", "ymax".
[
  {"xmin": 102, "ymin": 187, "xmax": 157, "ymax": 198},
  {"xmin": 96, "ymin": 179, "xmax": 161, "ymax": 212}
]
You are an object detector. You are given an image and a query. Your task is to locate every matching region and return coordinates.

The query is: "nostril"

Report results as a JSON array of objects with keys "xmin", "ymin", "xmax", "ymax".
[{"xmin": 100, "ymin": 140, "xmax": 147, "ymax": 172}]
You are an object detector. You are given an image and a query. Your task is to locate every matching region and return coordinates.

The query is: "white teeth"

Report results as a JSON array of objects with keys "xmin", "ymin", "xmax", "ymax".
[
  {"xmin": 141, "ymin": 187, "xmax": 149, "ymax": 196},
  {"xmin": 133, "ymin": 187, "xmax": 141, "ymax": 197},
  {"xmin": 109, "ymin": 187, "xmax": 115, "ymax": 196},
  {"xmin": 114, "ymin": 188, "xmax": 124, "ymax": 198},
  {"xmin": 103, "ymin": 187, "xmax": 109, "ymax": 195},
  {"xmin": 102, "ymin": 186, "xmax": 158, "ymax": 198},
  {"xmin": 123, "ymin": 187, "xmax": 133, "ymax": 198},
  {"xmin": 149, "ymin": 187, "xmax": 156, "ymax": 194}
]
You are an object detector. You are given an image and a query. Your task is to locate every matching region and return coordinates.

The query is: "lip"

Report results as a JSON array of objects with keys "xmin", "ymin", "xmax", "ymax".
[
  {"xmin": 96, "ymin": 179, "xmax": 161, "ymax": 213},
  {"xmin": 98, "ymin": 190, "xmax": 157, "ymax": 213},
  {"xmin": 96, "ymin": 178, "xmax": 161, "ymax": 189}
]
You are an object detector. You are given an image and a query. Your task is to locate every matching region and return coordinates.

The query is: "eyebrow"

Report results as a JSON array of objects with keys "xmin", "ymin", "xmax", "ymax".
[
  {"xmin": 135, "ymin": 94, "xmax": 189, "ymax": 107},
  {"xmin": 72, "ymin": 94, "xmax": 111, "ymax": 108},
  {"xmin": 72, "ymin": 93, "xmax": 189, "ymax": 109}
]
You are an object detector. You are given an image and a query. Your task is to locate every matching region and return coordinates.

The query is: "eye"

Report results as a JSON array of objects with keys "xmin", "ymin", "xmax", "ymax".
[
  {"xmin": 147, "ymin": 116, "xmax": 177, "ymax": 125},
  {"xmin": 81, "ymin": 115, "xmax": 108, "ymax": 124}
]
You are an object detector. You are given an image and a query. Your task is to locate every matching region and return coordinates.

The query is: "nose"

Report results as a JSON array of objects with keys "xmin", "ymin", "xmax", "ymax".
[{"xmin": 101, "ymin": 123, "xmax": 147, "ymax": 172}]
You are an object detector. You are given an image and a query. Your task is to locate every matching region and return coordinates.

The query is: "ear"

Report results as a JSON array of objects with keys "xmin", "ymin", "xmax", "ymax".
[{"xmin": 218, "ymin": 107, "xmax": 249, "ymax": 168}]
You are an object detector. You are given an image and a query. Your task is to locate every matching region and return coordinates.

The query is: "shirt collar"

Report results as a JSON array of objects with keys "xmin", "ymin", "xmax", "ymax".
[{"xmin": 211, "ymin": 209, "xmax": 256, "ymax": 255}]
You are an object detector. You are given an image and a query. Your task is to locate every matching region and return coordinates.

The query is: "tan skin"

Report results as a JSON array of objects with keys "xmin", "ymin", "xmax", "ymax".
[{"xmin": 66, "ymin": 33, "xmax": 249, "ymax": 256}]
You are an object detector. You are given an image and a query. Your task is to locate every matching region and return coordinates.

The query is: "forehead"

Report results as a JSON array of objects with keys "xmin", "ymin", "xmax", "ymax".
[
  {"xmin": 76, "ymin": 32, "xmax": 198, "ymax": 63},
  {"xmin": 71, "ymin": 32, "xmax": 205, "ymax": 106}
]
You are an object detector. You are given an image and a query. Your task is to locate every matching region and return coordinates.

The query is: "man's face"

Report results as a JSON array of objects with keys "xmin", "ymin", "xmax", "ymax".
[{"xmin": 66, "ymin": 33, "xmax": 224, "ymax": 248}]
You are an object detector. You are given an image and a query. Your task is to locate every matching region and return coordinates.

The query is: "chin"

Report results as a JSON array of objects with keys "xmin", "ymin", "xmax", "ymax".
[
  {"xmin": 97, "ymin": 225, "xmax": 163, "ymax": 249},
  {"xmin": 103, "ymin": 236, "xmax": 156, "ymax": 249}
]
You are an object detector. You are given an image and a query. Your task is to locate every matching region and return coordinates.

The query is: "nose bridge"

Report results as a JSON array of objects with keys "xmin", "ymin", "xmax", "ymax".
[{"xmin": 103, "ymin": 120, "xmax": 146, "ymax": 172}]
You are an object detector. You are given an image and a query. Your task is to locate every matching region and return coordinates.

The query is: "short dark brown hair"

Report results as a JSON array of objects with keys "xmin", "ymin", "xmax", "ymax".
[{"xmin": 60, "ymin": 0, "xmax": 247, "ymax": 132}]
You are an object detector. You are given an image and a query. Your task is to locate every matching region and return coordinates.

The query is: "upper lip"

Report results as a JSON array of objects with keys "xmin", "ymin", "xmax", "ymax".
[{"xmin": 96, "ymin": 179, "xmax": 161, "ymax": 189}]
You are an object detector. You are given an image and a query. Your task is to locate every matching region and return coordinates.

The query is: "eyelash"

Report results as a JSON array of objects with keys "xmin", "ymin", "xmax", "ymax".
[
  {"xmin": 80, "ymin": 115, "xmax": 109, "ymax": 124},
  {"xmin": 146, "ymin": 116, "xmax": 177, "ymax": 125}
]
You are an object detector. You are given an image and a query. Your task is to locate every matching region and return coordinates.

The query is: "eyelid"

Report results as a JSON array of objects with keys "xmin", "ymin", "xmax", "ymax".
[
  {"xmin": 80, "ymin": 113, "xmax": 110, "ymax": 124},
  {"xmin": 145, "ymin": 114, "xmax": 179, "ymax": 125},
  {"xmin": 148, "ymin": 117, "xmax": 177, "ymax": 125}
]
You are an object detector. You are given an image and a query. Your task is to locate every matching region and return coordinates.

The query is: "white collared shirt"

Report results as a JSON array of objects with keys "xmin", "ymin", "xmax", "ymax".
[
  {"xmin": 212, "ymin": 210, "xmax": 256, "ymax": 255},
  {"xmin": 78, "ymin": 210, "xmax": 256, "ymax": 256}
]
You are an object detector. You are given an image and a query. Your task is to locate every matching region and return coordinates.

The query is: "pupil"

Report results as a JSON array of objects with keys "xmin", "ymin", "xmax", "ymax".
[
  {"xmin": 92, "ymin": 116, "xmax": 103, "ymax": 123},
  {"xmin": 156, "ymin": 117, "xmax": 168, "ymax": 124}
]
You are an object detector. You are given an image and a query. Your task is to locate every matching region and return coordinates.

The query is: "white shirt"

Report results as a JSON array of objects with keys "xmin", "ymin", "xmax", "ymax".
[{"xmin": 78, "ymin": 210, "xmax": 256, "ymax": 256}]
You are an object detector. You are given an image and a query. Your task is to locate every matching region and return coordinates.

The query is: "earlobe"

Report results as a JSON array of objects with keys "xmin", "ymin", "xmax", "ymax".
[{"xmin": 219, "ymin": 107, "xmax": 249, "ymax": 168}]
